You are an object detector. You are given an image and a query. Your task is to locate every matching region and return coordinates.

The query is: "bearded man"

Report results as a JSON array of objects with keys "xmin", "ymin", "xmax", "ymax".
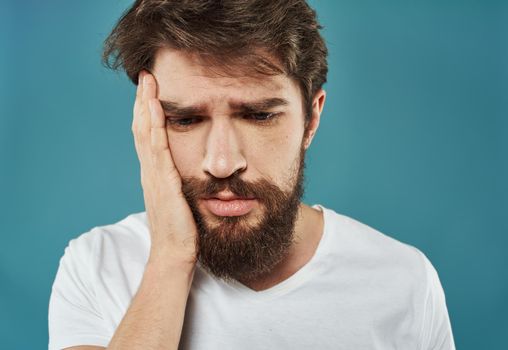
[{"xmin": 48, "ymin": 1, "xmax": 455, "ymax": 349}]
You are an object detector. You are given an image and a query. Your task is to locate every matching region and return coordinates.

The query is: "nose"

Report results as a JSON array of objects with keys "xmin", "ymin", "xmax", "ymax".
[{"xmin": 202, "ymin": 119, "xmax": 247, "ymax": 178}]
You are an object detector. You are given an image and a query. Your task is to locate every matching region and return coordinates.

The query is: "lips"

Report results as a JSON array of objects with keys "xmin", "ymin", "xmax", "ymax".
[{"xmin": 202, "ymin": 192, "xmax": 257, "ymax": 216}]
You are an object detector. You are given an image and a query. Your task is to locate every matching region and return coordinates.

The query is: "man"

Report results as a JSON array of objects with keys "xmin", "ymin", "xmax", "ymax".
[{"xmin": 48, "ymin": 1, "xmax": 455, "ymax": 349}]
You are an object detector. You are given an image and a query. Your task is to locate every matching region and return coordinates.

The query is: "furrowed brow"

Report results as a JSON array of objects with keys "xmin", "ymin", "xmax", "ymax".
[
  {"xmin": 159, "ymin": 100, "xmax": 207, "ymax": 116},
  {"xmin": 229, "ymin": 97, "xmax": 289, "ymax": 113},
  {"xmin": 159, "ymin": 97, "xmax": 289, "ymax": 116}
]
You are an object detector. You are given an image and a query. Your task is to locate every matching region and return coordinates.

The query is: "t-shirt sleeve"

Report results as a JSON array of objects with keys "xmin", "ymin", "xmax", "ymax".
[
  {"xmin": 417, "ymin": 250, "xmax": 456, "ymax": 350},
  {"xmin": 48, "ymin": 230, "xmax": 110, "ymax": 350}
]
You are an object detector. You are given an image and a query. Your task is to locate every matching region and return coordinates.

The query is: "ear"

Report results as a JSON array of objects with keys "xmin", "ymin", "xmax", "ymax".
[{"xmin": 303, "ymin": 88, "xmax": 326, "ymax": 150}]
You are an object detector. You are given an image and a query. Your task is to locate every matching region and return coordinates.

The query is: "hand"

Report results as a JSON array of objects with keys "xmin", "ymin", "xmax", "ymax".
[{"xmin": 132, "ymin": 70, "xmax": 198, "ymax": 267}]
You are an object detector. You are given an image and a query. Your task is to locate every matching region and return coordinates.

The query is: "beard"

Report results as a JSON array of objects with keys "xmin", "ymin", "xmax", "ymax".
[{"xmin": 180, "ymin": 146, "xmax": 306, "ymax": 284}]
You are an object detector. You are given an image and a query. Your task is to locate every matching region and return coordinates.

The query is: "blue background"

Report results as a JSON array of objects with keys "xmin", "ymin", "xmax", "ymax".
[{"xmin": 1, "ymin": 0, "xmax": 506, "ymax": 348}]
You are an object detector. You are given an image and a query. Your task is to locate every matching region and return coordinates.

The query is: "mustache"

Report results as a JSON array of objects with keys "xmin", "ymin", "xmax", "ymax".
[{"xmin": 181, "ymin": 174, "xmax": 282, "ymax": 203}]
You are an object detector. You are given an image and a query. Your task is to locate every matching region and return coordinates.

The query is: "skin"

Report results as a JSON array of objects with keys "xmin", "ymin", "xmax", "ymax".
[
  {"xmin": 150, "ymin": 48, "xmax": 327, "ymax": 290},
  {"xmin": 64, "ymin": 48, "xmax": 327, "ymax": 350}
]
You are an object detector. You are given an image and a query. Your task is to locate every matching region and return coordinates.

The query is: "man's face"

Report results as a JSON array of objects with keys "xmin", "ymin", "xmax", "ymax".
[{"xmin": 151, "ymin": 48, "xmax": 312, "ymax": 282}]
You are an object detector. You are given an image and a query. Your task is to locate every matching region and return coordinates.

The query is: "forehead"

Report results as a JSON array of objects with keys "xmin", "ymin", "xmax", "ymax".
[{"xmin": 152, "ymin": 48, "xmax": 301, "ymax": 104}]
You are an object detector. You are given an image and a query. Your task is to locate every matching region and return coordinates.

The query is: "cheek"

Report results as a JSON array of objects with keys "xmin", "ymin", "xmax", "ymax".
[
  {"xmin": 165, "ymin": 120, "xmax": 304, "ymax": 181},
  {"xmin": 245, "ymin": 125, "xmax": 303, "ymax": 182},
  {"xmin": 166, "ymin": 132, "xmax": 201, "ymax": 177}
]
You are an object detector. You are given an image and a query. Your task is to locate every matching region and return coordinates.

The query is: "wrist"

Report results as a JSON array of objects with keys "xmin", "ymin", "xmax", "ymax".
[{"xmin": 148, "ymin": 247, "xmax": 197, "ymax": 272}]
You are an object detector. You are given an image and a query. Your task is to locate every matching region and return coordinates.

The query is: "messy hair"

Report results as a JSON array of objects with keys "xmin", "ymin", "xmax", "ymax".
[{"xmin": 102, "ymin": 0, "xmax": 328, "ymax": 123}]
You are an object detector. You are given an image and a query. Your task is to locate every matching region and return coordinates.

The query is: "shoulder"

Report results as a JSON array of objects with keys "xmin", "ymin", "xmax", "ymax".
[
  {"xmin": 49, "ymin": 212, "xmax": 149, "ymax": 349},
  {"xmin": 62, "ymin": 211, "xmax": 151, "ymax": 269},
  {"xmin": 319, "ymin": 205, "xmax": 435, "ymax": 289},
  {"xmin": 317, "ymin": 205, "xmax": 455, "ymax": 348},
  {"xmin": 72, "ymin": 210, "xmax": 149, "ymax": 249}
]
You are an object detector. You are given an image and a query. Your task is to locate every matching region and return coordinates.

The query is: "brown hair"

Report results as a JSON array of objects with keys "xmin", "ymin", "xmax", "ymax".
[{"xmin": 102, "ymin": 0, "xmax": 328, "ymax": 123}]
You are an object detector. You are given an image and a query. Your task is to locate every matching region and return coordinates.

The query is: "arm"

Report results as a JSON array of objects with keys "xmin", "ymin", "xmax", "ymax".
[
  {"xmin": 105, "ymin": 257, "xmax": 195, "ymax": 349},
  {"xmin": 106, "ymin": 71, "xmax": 199, "ymax": 349},
  {"xmin": 58, "ymin": 71, "xmax": 199, "ymax": 350}
]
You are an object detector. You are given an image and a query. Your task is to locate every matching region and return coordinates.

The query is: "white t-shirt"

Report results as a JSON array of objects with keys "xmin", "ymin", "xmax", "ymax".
[{"xmin": 48, "ymin": 204, "xmax": 455, "ymax": 349}]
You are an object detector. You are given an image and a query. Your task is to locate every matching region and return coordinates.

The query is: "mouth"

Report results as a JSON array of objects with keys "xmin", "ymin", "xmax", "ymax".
[{"xmin": 201, "ymin": 191, "xmax": 257, "ymax": 217}]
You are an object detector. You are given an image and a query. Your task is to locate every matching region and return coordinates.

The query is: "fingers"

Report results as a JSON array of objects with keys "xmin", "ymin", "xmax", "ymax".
[
  {"xmin": 133, "ymin": 70, "xmax": 146, "ymax": 128},
  {"xmin": 148, "ymin": 97, "xmax": 182, "ymax": 188},
  {"xmin": 149, "ymin": 98, "xmax": 168, "ymax": 153},
  {"xmin": 142, "ymin": 71, "xmax": 156, "ymax": 101},
  {"xmin": 141, "ymin": 72, "xmax": 157, "ymax": 131},
  {"xmin": 131, "ymin": 73, "xmax": 198, "ymax": 261},
  {"xmin": 132, "ymin": 71, "xmax": 152, "ymax": 171},
  {"xmin": 131, "ymin": 70, "xmax": 182, "ymax": 194},
  {"xmin": 136, "ymin": 70, "xmax": 144, "ymax": 99},
  {"xmin": 133, "ymin": 69, "xmax": 154, "ymax": 133}
]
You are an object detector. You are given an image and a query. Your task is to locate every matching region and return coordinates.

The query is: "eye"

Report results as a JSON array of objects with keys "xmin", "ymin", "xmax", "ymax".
[
  {"xmin": 244, "ymin": 112, "xmax": 280, "ymax": 124},
  {"xmin": 166, "ymin": 116, "xmax": 201, "ymax": 130}
]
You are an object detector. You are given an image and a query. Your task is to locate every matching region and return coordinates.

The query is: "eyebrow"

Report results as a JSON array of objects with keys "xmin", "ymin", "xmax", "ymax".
[{"xmin": 159, "ymin": 97, "xmax": 289, "ymax": 116}]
